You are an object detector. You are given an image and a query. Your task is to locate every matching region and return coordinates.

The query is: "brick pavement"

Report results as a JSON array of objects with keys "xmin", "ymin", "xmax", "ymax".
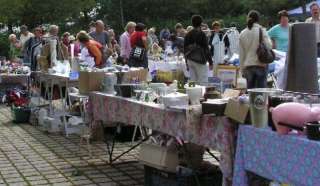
[
  {"xmin": 0, "ymin": 106, "xmax": 144, "ymax": 186},
  {"xmin": 0, "ymin": 105, "xmax": 219, "ymax": 186}
]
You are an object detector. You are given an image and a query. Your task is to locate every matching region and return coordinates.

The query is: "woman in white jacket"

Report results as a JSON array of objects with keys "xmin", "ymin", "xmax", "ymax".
[{"xmin": 239, "ymin": 10, "xmax": 272, "ymax": 89}]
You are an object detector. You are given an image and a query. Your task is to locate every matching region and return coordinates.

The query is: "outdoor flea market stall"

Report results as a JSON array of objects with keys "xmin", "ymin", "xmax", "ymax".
[{"xmin": 3, "ymin": 21, "xmax": 320, "ymax": 186}]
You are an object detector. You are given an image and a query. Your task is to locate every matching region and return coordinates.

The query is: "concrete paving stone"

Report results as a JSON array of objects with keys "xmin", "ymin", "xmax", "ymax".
[
  {"xmin": 35, "ymin": 161, "xmax": 51, "ymax": 166},
  {"xmin": 4, "ymin": 177, "xmax": 25, "ymax": 183},
  {"xmin": 0, "ymin": 169, "xmax": 19, "ymax": 175},
  {"xmin": 6, "ymin": 182, "xmax": 29, "ymax": 186},
  {"xmin": 41, "ymin": 170, "xmax": 61, "ymax": 176},
  {"xmin": 69, "ymin": 176, "xmax": 88, "ymax": 181},
  {"xmin": 91, "ymin": 177, "xmax": 112, "ymax": 183},
  {"xmin": 119, "ymin": 180, "xmax": 138, "ymax": 185},
  {"xmin": 1, "ymin": 173, "xmax": 21, "ymax": 179},
  {"xmin": 98, "ymin": 183, "xmax": 118, "ymax": 186},
  {"xmin": 111, "ymin": 176, "xmax": 132, "ymax": 182},
  {"xmin": 19, "ymin": 168, "xmax": 37, "ymax": 173},
  {"xmin": 84, "ymin": 170, "xmax": 100, "ymax": 176},
  {"xmin": 72, "ymin": 179, "xmax": 94, "ymax": 185},
  {"xmin": 25, "ymin": 176, "xmax": 45, "ymax": 181},
  {"xmin": 105, "ymin": 172, "xmax": 125, "ymax": 178},
  {"xmin": 16, "ymin": 165, "xmax": 35, "ymax": 171},
  {"xmin": 61, "ymin": 172, "xmax": 73, "ymax": 177},
  {"xmin": 44, "ymin": 173, "xmax": 65, "ymax": 179},
  {"xmin": 22, "ymin": 171, "xmax": 41, "ymax": 177},
  {"xmin": 48, "ymin": 177, "xmax": 68, "ymax": 183},
  {"xmin": 0, "ymin": 165, "xmax": 16, "ymax": 170},
  {"xmin": 28, "ymin": 180, "xmax": 49, "ymax": 185},
  {"xmin": 37, "ymin": 166, "xmax": 56, "ymax": 172},
  {"xmin": 87, "ymin": 174, "xmax": 107, "ymax": 179},
  {"xmin": 51, "ymin": 182, "xmax": 73, "ymax": 186}
]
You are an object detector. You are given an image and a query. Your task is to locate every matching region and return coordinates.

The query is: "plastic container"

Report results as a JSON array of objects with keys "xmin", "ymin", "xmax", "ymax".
[{"xmin": 248, "ymin": 88, "xmax": 282, "ymax": 128}]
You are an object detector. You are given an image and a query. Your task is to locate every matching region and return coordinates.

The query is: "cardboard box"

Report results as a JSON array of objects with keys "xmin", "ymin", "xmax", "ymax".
[
  {"xmin": 139, "ymin": 143, "xmax": 179, "ymax": 173},
  {"xmin": 79, "ymin": 71, "xmax": 105, "ymax": 94},
  {"xmin": 121, "ymin": 69, "xmax": 149, "ymax": 83},
  {"xmin": 224, "ymin": 98, "xmax": 250, "ymax": 123}
]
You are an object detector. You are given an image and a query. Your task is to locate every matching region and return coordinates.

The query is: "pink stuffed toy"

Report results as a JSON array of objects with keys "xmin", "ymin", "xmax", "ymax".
[{"xmin": 271, "ymin": 102, "xmax": 320, "ymax": 135}]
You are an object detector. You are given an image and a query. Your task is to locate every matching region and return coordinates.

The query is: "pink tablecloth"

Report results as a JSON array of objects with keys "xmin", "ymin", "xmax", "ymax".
[{"xmin": 88, "ymin": 92, "xmax": 236, "ymax": 181}]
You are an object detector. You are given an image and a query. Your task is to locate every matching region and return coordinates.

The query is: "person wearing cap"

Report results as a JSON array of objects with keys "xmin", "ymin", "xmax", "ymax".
[
  {"xmin": 120, "ymin": 21, "xmax": 136, "ymax": 63},
  {"xmin": 268, "ymin": 10, "xmax": 289, "ymax": 52},
  {"xmin": 77, "ymin": 31, "xmax": 103, "ymax": 67},
  {"xmin": 306, "ymin": 2, "xmax": 320, "ymax": 56}
]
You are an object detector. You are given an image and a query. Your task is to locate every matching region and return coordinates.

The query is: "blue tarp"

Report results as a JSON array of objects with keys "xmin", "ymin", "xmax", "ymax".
[{"xmin": 288, "ymin": 0, "xmax": 320, "ymax": 15}]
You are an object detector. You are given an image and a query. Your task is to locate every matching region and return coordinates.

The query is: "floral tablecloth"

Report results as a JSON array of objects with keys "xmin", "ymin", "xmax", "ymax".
[
  {"xmin": 233, "ymin": 125, "xmax": 320, "ymax": 186},
  {"xmin": 88, "ymin": 92, "xmax": 237, "ymax": 181}
]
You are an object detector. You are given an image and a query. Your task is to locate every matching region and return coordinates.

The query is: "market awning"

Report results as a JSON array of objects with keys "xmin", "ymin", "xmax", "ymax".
[{"xmin": 288, "ymin": 0, "xmax": 320, "ymax": 16}]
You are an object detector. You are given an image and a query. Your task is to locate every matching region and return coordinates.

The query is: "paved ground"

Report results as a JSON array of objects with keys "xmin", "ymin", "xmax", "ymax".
[
  {"xmin": 0, "ymin": 105, "xmax": 219, "ymax": 186},
  {"xmin": 0, "ymin": 105, "xmax": 144, "ymax": 186}
]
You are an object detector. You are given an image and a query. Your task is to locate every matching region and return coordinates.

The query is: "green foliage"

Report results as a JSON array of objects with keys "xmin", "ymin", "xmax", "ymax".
[
  {"xmin": 0, "ymin": 33, "xmax": 10, "ymax": 58},
  {"xmin": 94, "ymin": 0, "xmax": 304, "ymax": 35},
  {"xmin": 0, "ymin": 0, "xmax": 312, "ymax": 36},
  {"xmin": 0, "ymin": 0, "xmax": 96, "ymax": 28}
]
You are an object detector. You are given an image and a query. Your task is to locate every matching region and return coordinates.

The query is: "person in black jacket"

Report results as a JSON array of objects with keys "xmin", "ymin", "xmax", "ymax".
[
  {"xmin": 209, "ymin": 21, "xmax": 230, "ymax": 65},
  {"xmin": 184, "ymin": 15, "xmax": 213, "ymax": 85}
]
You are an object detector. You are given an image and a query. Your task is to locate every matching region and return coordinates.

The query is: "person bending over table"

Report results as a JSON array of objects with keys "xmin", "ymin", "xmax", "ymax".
[{"xmin": 76, "ymin": 31, "xmax": 103, "ymax": 68}]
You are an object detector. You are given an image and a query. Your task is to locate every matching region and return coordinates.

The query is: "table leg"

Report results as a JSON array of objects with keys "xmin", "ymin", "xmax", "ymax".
[
  {"xmin": 49, "ymin": 79, "xmax": 54, "ymax": 115},
  {"xmin": 206, "ymin": 148, "xmax": 220, "ymax": 162},
  {"xmin": 105, "ymin": 123, "xmax": 151, "ymax": 164}
]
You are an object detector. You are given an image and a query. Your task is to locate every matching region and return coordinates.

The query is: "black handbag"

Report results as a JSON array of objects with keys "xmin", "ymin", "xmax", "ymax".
[
  {"xmin": 256, "ymin": 28, "xmax": 275, "ymax": 64},
  {"xmin": 185, "ymin": 43, "xmax": 207, "ymax": 64}
]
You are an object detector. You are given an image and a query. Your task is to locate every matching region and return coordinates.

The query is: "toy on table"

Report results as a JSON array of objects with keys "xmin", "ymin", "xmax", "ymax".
[{"xmin": 271, "ymin": 102, "xmax": 320, "ymax": 135}]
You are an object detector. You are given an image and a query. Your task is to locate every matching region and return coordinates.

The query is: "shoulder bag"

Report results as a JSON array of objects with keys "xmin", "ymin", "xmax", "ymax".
[{"xmin": 256, "ymin": 28, "xmax": 275, "ymax": 64}]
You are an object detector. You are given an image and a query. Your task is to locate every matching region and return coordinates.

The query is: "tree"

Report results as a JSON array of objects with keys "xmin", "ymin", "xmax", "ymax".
[{"xmin": 0, "ymin": 0, "xmax": 96, "ymax": 30}]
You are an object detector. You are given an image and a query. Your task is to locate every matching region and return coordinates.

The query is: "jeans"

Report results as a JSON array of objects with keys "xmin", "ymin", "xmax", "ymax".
[
  {"xmin": 187, "ymin": 59, "xmax": 208, "ymax": 85},
  {"xmin": 243, "ymin": 66, "xmax": 267, "ymax": 89}
]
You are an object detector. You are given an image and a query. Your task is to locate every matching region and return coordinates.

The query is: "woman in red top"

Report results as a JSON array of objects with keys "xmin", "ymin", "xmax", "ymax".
[
  {"xmin": 77, "ymin": 31, "xmax": 103, "ymax": 67},
  {"xmin": 129, "ymin": 23, "xmax": 148, "ymax": 68}
]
